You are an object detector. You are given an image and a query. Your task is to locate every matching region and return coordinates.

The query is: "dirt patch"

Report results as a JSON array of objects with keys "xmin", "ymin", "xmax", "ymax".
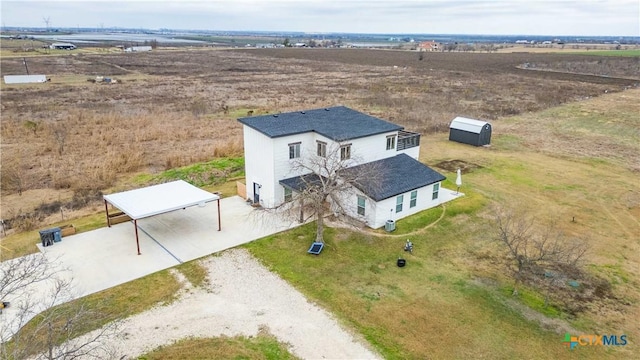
[{"xmin": 434, "ymin": 159, "xmax": 483, "ymax": 173}]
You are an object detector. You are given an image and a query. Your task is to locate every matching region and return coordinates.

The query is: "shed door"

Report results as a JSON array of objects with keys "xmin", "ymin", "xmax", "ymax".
[{"xmin": 480, "ymin": 124, "xmax": 491, "ymax": 145}]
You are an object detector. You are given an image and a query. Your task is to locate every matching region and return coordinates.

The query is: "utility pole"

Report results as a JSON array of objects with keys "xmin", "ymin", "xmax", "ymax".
[
  {"xmin": 43, "ymin": 16, "xmax": 51, "ymax": 32},
  {"xmin": 23, "ymin": 57, "xmax": 30, "ymax": 75}
]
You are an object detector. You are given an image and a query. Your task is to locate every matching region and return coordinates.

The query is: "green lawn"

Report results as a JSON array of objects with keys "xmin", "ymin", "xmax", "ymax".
[
  {"xmin": 138, "ymin": 334, "xmax": 299, "ymax": 360},
  {"xmin": 567, "ymin": 49, "xmax": 640, "ymax": 57}
]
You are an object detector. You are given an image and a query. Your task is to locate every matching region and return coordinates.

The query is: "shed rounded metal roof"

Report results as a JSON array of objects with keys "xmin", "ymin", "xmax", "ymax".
[{"xmin": 450, "ymin": 117, "xmax": 490, "ymax": 134}]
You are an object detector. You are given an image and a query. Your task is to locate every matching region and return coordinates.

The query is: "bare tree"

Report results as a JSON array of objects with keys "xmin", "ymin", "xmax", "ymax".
[
  {"xmin": 1, "ymin": 154, "xmax": 26, "ymax": 196},
  {"xmin": 50, "ymin": 124, "xmax": 67, "ymax": 156},
  {"xmin": 1, "ymin": 254, "xmax": 120, "ymax": 359},
  {"xmin": 492, "ymin": 205, "xmax": 588, "ymax": 296},
  {"xmin": 273, "ymin": 143, "xmax": 380, "ymax": 243}
]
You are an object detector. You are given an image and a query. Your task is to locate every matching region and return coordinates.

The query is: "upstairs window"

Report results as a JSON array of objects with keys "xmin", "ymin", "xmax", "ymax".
[
  {"xmin": 289, "ymin": 142, "xmax": 301, "ymax": 159},
  {"xmin": 386, "ymin": 135, "xmax": 396, "ymax": 150},
  {"xmin": 317, "ymin": 141, "xmax": 327, "ymax": 157},
  {"xmin": 340, "ymin": 144, "xmax": 351, "ymax": 160},
  {"xmin": 432, "ymin": 183, "xmax": 440, "ymax": 200}
]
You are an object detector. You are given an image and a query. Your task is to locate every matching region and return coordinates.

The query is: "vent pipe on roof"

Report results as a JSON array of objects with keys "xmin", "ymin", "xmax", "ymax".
[
  {"xmin": 325, "ymin": 108, "xmax": 330, "ymax": 111},
  {"xmin": 273, "ymin": 114, "xmax": 278, "ymax": 117},
  {"xmin": 300, "ymin": 111, "xmax": 305, "ymax": 114}
]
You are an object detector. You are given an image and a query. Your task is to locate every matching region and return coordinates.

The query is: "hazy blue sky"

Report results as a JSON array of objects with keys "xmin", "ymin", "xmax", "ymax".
[{"xmin": 2, "ymin": 0, "xmax": 638, "ymax": 36}]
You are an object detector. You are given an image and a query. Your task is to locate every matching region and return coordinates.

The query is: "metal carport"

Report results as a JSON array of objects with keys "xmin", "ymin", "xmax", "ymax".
[{"xmin": 103, "ymin": 180, "xmax": 221, "ymax": 255}]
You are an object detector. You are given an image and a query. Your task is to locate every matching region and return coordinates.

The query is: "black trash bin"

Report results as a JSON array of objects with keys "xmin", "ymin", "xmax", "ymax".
[
  {"xmin": 39, "ymin": 228, "xmax": 58, "ymax": 247},
  {"xmin": 397, "ymin": 258, "xmax": 406, "ymax": 267}
]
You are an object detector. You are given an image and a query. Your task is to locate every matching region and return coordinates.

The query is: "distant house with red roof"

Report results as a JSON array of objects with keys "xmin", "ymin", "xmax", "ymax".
[{"xmin": 418, "ymin": 41, "xmax": 440, "ymax": 52}]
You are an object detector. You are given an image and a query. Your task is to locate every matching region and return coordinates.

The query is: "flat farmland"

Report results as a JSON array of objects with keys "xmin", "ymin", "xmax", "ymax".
[
  {"xmin": 1, "ymin": 47, "xmax": 639, "ymax": 358},
  {"xmin": 1, "ymin": 48, "xmax": 637, "ymax": 226}
]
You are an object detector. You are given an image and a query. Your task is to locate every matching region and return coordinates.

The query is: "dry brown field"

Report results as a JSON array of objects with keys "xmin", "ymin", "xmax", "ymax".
[
  {"xmin": 1, "ymin": 48, "xmax": 637, "ymax": 230},
  {"xmin": 1, "ymin": 47, "xmax": 639, "ymax": 358}
]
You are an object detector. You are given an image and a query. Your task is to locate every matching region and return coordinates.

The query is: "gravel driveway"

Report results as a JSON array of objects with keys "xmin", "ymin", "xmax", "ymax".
[{"xmin": 78, "ymin": 249, "xmax": 380, "ymax": 359}]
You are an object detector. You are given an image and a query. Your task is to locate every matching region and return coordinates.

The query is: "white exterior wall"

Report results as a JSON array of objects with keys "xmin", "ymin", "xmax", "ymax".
[
  {"xmin": 243, "ymin": 127, "xmax": 422, "ymax": 209},
  {"xmin": 271, "ymin": 133, "xmax": 316, "ymax": 206},
  {"xmin": 399, "ymin": 146, "xmax": 420, "ymax": 159},
  {"xmin": 346, "ymin": 131, "xmax": 400, "ymax": 164},
  {"xmin": 243, "ymin": 126, "xmax": 276, "ymax": 207},
  {"xmin": 345, "ymin": 182, "xmax": 443, "ymax": 229}
]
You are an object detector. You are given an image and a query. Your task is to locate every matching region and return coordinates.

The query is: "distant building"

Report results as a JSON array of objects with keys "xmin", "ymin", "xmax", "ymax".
[
  {"xmin": 418, "ymin": 41, "xmax": 440, "ymax": 51},
  {"xmin": 515, "ymin": 40, "xmax": 529, "ymax": 44},
  {"xmin": 125, "ymin": 46, "xmax": 152, "ymax": 52},
  {"xmin": 49, "ymin": 43, "xmax": 76, "ymax": 50},
  {"xmin": 449, "ymin": 117, "xmax": 492, "ymax": 147},
  {"xmin": 4, "ymin": 75, "xmax": 48, "ymax": 84}
]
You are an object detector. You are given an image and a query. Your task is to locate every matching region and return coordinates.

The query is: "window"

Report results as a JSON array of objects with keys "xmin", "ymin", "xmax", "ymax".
[
  {"xmin": 410, "ymin": 190, "xmax": 417, "ymax": 208},
  {"xmin": 284, "ymin": 187, "xmax": 293, "ymax": 202},
  {"xmin": 357, "ymin": 195, "xmax": 366, "ymax": 216},
  {"xmin": 289, "ymin": 142, "xmax": 301, "ymax": 159},
  {"xmin": 386, "ymin": 135, "xmax": 396, "ymax": 150},
  {"xmin": 396, "ymin": 194, "xmax": 404, "ymax": 213},
  {"xmin": 340, "ymin": 144, "xmax": 351, "ymax": 160},
  {"xmin": 317, "ymin": 141, "xmax": 327, "ymax": 157},
  {"xmin": 432, "ymin": 183, "xmax": 440, "ymax": 200}
]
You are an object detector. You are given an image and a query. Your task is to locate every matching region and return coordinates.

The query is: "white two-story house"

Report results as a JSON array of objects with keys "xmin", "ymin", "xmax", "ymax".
[{"xmin": 238, "ymin": 106, "xmax": 446, "ymax": 228}]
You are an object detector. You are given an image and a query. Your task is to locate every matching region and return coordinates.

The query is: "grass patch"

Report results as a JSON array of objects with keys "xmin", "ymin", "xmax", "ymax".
[
  {"xmin": 500, "ymin": 285, "xmax": 563, "ymax": 318},
  {"xmin": 384, "ymin": 206, "xmax": 443, "ymax": 235},
  {"xmin": 10, "ymin": 269, "xmax": 181, "ymax": 358},
  {"xmin": 492, "ymin": 134, "xmax": 525, "ymax": 151},
  {"xmin": 245, "ymin": 217, "xmax": 614, "ymax": 359},
  {"xmin": 176, "ymin": 260, "xmax": 209, "ymax": 288},
  {"xmin": 133, "ymin": 157, "xmax": 244, "ymax": 187},
  {"xmin": 138, "ymin": 334, "xmax": 299, "ymax": 360},
  {"xmin": 567, "ymin": 49, "xmax": 640, "ymax": 57},
  {"xmin": 589, "ymin": 263, "xmax": 631, "ymax": 285}
]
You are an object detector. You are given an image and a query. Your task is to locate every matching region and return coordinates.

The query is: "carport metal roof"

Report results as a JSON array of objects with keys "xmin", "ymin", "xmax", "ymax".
[{"xmin": 103, "ymin": 180, "xmax": 221, "ymax": 255}]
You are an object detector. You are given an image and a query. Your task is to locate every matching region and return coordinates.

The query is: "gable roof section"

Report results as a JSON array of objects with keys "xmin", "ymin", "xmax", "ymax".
[
  {"xmin": 238, "ymin": 106, "xmax": 403, "ymax": 141},
  {"xmin": 450, "ymin": 116, "xmax": 490, "ymax": 134},
  {"xmin": 341, "ymin": 154, "xmax": 446, "ymax": 201}
]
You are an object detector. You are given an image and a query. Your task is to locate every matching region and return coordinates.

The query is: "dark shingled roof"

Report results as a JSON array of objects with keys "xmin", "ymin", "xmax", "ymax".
[
  {"xmin": 279, "ymin": 173, "xmax": 328, "ymax": 192},
  {"xmin": 238, "ymin": 106, "xmax": 403, "ymax": 141},
  {"xmin": 341, "ymin": 154, "xmax": 446, "ymax": 201}
]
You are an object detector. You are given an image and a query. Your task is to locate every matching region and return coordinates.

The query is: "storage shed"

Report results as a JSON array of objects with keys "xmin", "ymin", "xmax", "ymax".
[{"xmin": 449, "ymin": 117, "xmax": 492, "ymax": 146}]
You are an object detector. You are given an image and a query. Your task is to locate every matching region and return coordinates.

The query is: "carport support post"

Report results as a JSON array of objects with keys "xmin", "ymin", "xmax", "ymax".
[
  {"xmin": 134, "ymin": 219, "xmax": 141, "ymax": 255},
  {"xmin": 104, "ymin": 200, "xmax": 111, "ymax": 227},
  {"xmin": 217, "ymin": 199, "xmax": 221, "ymax": 231}
]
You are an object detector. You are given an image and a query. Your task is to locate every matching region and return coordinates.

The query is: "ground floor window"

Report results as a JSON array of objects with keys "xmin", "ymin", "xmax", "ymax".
[
  {"xmin": 432, "ymin": 183, "xmax": 440, "ymax": 200},
  {"xmin": 396, "ymin": 194, "xmax": 404, "ymax": 213},
  {"xmin": 340, "ymin": 144, "xmax": 351, "ymax": 160},
  {"xmin": 317, "ymin": 141, "xmax": 327, "ymax": 157},
  {"xmin": 357, "ymin": 195, "xmax": 365, "ymax": 216},
  {"xmin": 410, "ymin": 190, "xmax": 417, "ymax": 208},
  {"xmin": 284, "ymin": 187, "xmax": 293, "ymax": 202}
]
